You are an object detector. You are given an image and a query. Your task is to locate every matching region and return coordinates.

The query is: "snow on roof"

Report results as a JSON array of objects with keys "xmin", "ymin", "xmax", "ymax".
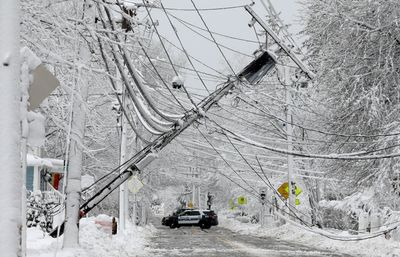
[
  {"xmin": 45, "ymin": 158, "xmax": 64, "ymax": 168},
  {"xmin": 26, "ymin": 154, "xmax": 65, "ymax": 173},
  {"xmin": 27, "ymin": 153, "xmax": 52, "ymax": 167}
]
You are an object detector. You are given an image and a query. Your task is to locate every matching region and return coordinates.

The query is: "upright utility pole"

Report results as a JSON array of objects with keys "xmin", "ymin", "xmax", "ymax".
[
  {"xmin": 192, "ymin": 179, "xmax": 196, "ymax": 207},
  {"xmin": 0, "ymin": 1, "xmax": 22, "ymax": 257},
  {"xmin": 119, "ymin": 91, "xmax": 128, "ymax": 232},
  {"xmin": 198, "ymin": 186, "xmax": 201, "ymax": 210},
  {"xmin": 20, "ymin": 52, "xmax": 29, "ymax": 257},
  {"xmin": 284, "ymin": 66, "xmax": 296, "ymax": 213}
]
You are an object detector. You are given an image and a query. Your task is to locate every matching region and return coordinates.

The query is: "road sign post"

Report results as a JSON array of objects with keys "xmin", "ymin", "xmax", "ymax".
[{"xmin": 260, "ymin": 188, "xmax": 267, "ymax": 227}]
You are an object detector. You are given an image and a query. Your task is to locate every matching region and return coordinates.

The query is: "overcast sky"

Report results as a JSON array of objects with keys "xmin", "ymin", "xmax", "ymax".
[{"xmin": 140, "ymin": 0, "xmax": 303, "ymax": 95}]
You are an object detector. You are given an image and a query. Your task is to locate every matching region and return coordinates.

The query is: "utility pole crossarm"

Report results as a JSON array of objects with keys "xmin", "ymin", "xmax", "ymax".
[{"xmin": 245, "ymin": 5, "xmax": 315, "ymax": 80}]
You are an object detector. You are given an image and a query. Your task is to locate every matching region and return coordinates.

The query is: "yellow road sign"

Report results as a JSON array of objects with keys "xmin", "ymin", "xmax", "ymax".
[
  {"xmin": 277, "ymin": 182, "xmax": 302, "ymax": 199},
  {"xmin": 237, "ymin": 196, "xmax": 247, "ymax": 205},
  {"xmin": 228, "ymin": 198, "xmax": 236, "ymax": 210}
]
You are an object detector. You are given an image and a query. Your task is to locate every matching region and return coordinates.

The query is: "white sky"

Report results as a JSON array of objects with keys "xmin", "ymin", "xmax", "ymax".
[{"xmin": 141, "ymin": 0, "xmax": 303, "ymax": 95}]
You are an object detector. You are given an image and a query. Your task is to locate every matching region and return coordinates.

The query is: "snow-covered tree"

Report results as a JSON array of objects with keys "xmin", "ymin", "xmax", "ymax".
[{"xmin": 302, "ymin": 0, "xmax": 400, "ymax": 208}]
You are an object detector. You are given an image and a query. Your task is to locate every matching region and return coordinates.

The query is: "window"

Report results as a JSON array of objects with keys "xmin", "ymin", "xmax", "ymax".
[
  {"xmin": 40, "ymin": 168, "xmax": 48, "ymax": 191},
  {"xmin": 26, "ymin": 166, "xmax": 34, "ymax": 191}
]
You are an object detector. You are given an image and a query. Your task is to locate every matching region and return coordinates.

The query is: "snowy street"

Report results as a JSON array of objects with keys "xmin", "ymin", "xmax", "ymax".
[
  {"xmin": 149, "ymin": 218, "xmax": 353, "ymax": 257},
  {"xmin": 2, "ymin": 0, "xmax": 400, "ymax": 256}
]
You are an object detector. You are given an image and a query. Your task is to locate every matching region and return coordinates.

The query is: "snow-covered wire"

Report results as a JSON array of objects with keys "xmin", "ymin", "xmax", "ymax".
[
  {"xmin": 168, "ymin": 13, "xmax": 259, "ymax": 44},
  {"xmin": 101, "ymin": 6, "xmax": 182, "ymax": 123},
  {"xmin": 97, "ymin": 4, "xmax": 172, "ymax": 134},
  {"xmin": 158, "ymin": 1, "xmax": 211, "ymax": 94},
  {"xmin": 140, "ymin": 0, "xmax": 197, "ymax": 106},
  {"xmin": 157, "ymin": 34, "xmax": 228, "ymax": 78},
  {"xmin": 136, "ymin": 40, "xmax": 188, "ymax": 111},
  {"xmin": 189, "ymin": 0, "xmax": 237, "ymax": 76},
  {"xmin": 97, "ymin": 37, "xmax": 151, "ymax": 144},
  {"xmin": 212, "ymin": 119, "xmax": 400, "ymax": 160},
  {"xmin": 239, "ymin": 95, "xmax": 400, "ymax": 139}
]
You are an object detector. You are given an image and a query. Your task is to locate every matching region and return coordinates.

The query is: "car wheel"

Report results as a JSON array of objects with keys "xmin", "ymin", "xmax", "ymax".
[
  {"xmin": 170, "ymin": 221, "xmax": 178, "ymax": 229},
  {"xmin": 200, "ymin": 221, "xmax": 209, "ymax": 229}
]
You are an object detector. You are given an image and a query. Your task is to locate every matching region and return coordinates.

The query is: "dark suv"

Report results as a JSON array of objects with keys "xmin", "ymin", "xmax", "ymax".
[
  {"xmin": 162, "ymin": 208, "xmax": 190, "ymax": 226},
  {"xmin": 168, "ymin": 209, "xmax": 218, "ymax": 229},
  {"xmin": 202, "ymin": 210, "xmax": 218, "ymax": 226}
]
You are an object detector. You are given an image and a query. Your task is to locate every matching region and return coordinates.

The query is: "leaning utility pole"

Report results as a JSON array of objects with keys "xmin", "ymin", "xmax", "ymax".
[
  {"xmin": 0, "ymin": 1, "xmax": 22, "ymax": 257},
  {"xmin": 50, "ymin": 33, "xmax": 277, "ymax": 238},
  {"xmin": 76, "ymin": 51, "xmax": 277, "ymax": 220}
]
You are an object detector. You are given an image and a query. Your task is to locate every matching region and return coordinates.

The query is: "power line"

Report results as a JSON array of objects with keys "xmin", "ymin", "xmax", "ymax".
[
  {"xmin": 239, "ymin": 95, "xmax": 400, "ymax": 140},
  {"xmin": 190, "ymin": 0, "xmax": 242, "ymax": 76},
  {"xmin": 169, "ymin": 17, "xmax": 254, "ymax": 58},
  {"xmin": 141, "ymin": 0, "xmax": 197, "ymax": 106},
  {"xmin": 196, "ymin": 127, "xmax": 259, "ymax": 193},
  {"xmin": 158, "ymin": 1, "xmax": 211, "ymax": 94},
  {"xmin": 212, "ymin": 119, "xmax": 400, "ymax": 160},
  {"xmin": 222, "ymin": 130, "xmax": 313, "ymax": 219},
  {"xmin": 168, "ymin": 13, "xmax": 259, "ymax": 44},
  {"xmin": 136, "ymin": 40, "xmax": 187, "ymax": 110},
  {"xmin": 158, "ymin": 34, "xmax": 228, "ymax": 78},
  {"xmin": 120, "ymin": 1, "xmax": 249, "ymax": 12}
]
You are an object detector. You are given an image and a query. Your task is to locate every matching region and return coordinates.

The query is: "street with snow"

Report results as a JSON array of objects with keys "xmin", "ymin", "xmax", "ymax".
[{"xmin": 1, "ymin": 0, "xmax": 400, "ymax": 256}]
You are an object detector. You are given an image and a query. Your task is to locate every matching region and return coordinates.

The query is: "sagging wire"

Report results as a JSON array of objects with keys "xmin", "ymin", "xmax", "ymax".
[
  {"xmin": 210, "ymin": 119, "xmax": 400, "ymax": 160},
  {"xmin": 158, "ymin": 34, "xmax": 228, "ymax": 78},
  {"xmin": 168, "ymin": 13, "xmax": 259, "ymax": 44},
  {"xmin": 141, "ymin": 0, "xmax": 197, "ymax": 107},
  {"xmin": 96, "ymin": 32, "xmax": 150, "ymax": 144},
  {"xmin": 221, "ymin": 129, "xmax": 313, "ymax": 221},
  {"xmin": 158, "ymin": 1, "xmax": 211, "ymax": 94},
  {"xmin": 239, "ymin": 95, "xmax": 400, "ymax": 140},
  {"xmin": 189, "ymin": 0, "xmax": 238, "ymax": 77},
  {"xmin": 101, "ymin": 4, "xmax": 181, "ymax": 123},
  {"xmin": 98, "ymin": 4, "xmax": 172, "ymax": 134},
  {"xmin": 199, "ymin": 123, "xmax": 399, "ymax": 241},
  {"xmin": 136, "ymin": 40, "xmax": 188, "ymax": 111},
  {"xmin": 167, "ymin": 12, "xmax": 254, "ymax": 60}
]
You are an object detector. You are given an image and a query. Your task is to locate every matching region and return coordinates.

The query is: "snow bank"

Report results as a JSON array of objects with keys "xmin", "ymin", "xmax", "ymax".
[
  {"xmin": 27, "ymin": 215, "xmax": 155, "ymax": 257},
  {"xmin": 219, "ymin": 211, "xmax": 400, "ymax": 257}
]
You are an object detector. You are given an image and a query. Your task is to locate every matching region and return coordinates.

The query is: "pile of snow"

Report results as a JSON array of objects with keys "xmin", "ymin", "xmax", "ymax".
[
  {"xmin": 219, "ymin": 211, "xmax": 400, "ymax": 257},
  {"xmin": 27, "ymin": 214, "xmax": 155, "ymax": 257}
]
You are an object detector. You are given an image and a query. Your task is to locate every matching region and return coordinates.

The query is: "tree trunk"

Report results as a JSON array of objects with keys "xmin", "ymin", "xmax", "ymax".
[
  {"xmin": 0, "ymin": 1, "xmax": 22, "ymax": 256},
  {"xmin": 62, "ymin": 31, "xmax": 91, "ymax": 249}
]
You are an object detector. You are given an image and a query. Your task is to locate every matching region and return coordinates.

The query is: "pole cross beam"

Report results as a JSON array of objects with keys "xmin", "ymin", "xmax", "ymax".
[{"xmin": 244, "ymin": 5, "xmax": 315, "ymax": 80}]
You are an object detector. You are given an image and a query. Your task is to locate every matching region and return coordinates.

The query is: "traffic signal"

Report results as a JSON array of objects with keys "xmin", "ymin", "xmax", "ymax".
[{"xmin": 260, "ymin": 189, "xmax": 267, "ymax": 205}]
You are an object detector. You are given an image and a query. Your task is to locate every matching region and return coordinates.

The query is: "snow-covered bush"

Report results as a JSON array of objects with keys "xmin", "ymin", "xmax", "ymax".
[{"xmin": 320, "ymin": 206, "xmax": 357, "ymax": 231}]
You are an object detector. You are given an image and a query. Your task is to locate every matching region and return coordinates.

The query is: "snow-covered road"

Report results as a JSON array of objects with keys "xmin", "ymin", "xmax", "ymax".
[{"xmin": 149, "ymin": 218, "xmax": 354, "ymax": 257}]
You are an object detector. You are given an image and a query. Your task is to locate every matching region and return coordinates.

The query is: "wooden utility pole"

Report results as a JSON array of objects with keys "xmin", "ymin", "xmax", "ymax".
[
  {"xmin": 284, "ymin": 66, "xmax": 296, "ymax": 213},
  {"xmin": 0, "ymin": 1, "xmax": 22, "ymax": 256},
  {"xmin": 119, "ymin": 90, "xmax": 128, "ymax": 232}
]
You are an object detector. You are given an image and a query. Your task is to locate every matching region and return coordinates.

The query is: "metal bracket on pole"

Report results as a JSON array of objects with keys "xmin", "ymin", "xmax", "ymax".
[{"xmin": 244, "ymin": 5, "xmax": 315, "ymax": 80}]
